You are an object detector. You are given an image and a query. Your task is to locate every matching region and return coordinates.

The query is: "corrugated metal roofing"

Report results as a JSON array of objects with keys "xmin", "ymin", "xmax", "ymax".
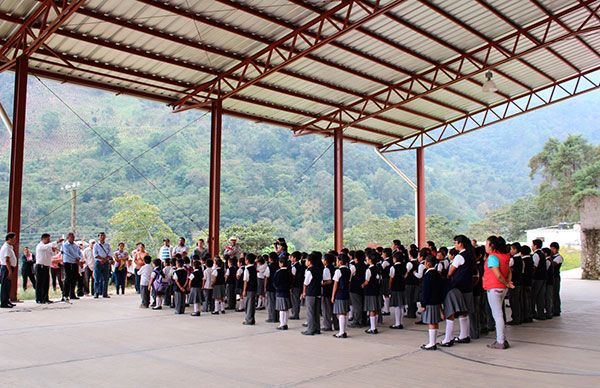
[{"xmin": 0, "ymin": 0, "xmax": 598, "ymax": 148}]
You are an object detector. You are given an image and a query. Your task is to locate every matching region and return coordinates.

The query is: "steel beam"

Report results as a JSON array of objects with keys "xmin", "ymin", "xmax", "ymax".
[
  {"xmin": 416, "ymin": 147, "xmax": 426, "ymax": 247},
  {"xmin": 208, "ymin": 100, "xmax": 222, "ymax": 258},
  {"xmin": 382, "ymin": 67, "xmax": 600, "ymax": 152},
  {"xmin": 7, "ymin": 56, "xmax": 28, "ymax": 301},
  {"xmin": 292, "ymin": 2, "xmax": 599, "ymax": 134},
  {"xmin": 334, "ymin": 127, "xmax": 344, "ymax": 252},
  {"xmin": 173, "ymin": 0, "xmax": 409, "ymax": 110}
]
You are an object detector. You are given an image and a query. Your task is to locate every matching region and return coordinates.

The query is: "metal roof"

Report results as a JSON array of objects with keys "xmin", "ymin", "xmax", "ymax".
[{"xmin": 1, "ymin": 0, "xmax": 599, "ymax": 150}]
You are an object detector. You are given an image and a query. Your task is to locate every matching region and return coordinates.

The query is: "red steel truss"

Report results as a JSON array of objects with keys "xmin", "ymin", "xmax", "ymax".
[
  {"xmin": 291, "ymin": 1, "xmax": 598, "ymax": 135},
  {"xmin": 0, "ymin": 0, "xmax": 84, "ymax": 72},
  {"xmin": 172, "ymin": 0, "xmax": 409, "ymax": 111},
  {"xmin": 380, "ymin": 68, "xmax": 600, "ymax": 152}
]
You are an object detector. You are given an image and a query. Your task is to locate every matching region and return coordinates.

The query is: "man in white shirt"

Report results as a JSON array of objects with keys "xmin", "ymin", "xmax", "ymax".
[
  {"xmin": 174, "ymin": 237, "xmax": 188, "ymax": 256},
  {"xmin": 1, "ymin": 232, "xmax": 18, "ymax": 308},
  {"xmin": 35, "ymin": 233, "xmax": 63, "ymax": 304},
  {"xmin": 82, "ymin": 240, "xmax": 96, "ymax": 296}
]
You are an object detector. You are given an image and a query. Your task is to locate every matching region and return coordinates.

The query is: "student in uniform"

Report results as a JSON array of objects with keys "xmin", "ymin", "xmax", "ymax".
[
  {"xmin": 138, "ymin": 255, "xmax": 153, "ymax": 308},
  {"xmin": 362, "ymin": 252, "xmax": 381, "ymax": 334},
  {"xmin": 211, "ymin": 258, "xmax": 226, "ymax": 315},
  {"xmin": 404, "ymin": 246, "xmax": 420, "ymax": 319},
  {"xmin": 349, "ymin": 250, "xmax": 367, "ymax": 328},
  {"xmin": 507, "ymin": 242, "xmax": 524, "ymax": 325},
  {"xmin": 290, "ymin": 251, "xmax": 304, "ymax": 320},
  {"xmin": 225, "ymin": 257, "xmax": 238, "ymax": 310},
  {"xmin": 440, "ymin": 235, "xmax": 475, "ymax": 347},
  {"xmin": 321, "ymin": 253, "xmax": 336, "ymax": 332},
  {"xmin": 235, "ymin": 257, "xmax": 245, "ymax": 312},
  {"xmin": 531, "ymin": 239, "xmax": 547, "ymax": 320},
  {"xmin": 189, "ymin": 260, "xmax": 204, "ymax": 317},
  {"xmin": 549, "ymin": 242, "xmax": 563, "ymax": 316},
  {"xmin": 242, "ymin": 254, "xmax": 257, "ymax": 325},
  {"xmin": 172, "ymin": 258, "xmax": 188, "ymax": 315},
  {"xmin": 413, "ymin": 248, "xmax": 428, "ymax": 325},
  {"xmin": 162, "ymin": 258, "xmax": 174, "ymax": 308},
  {"xmin": 520, "ymin": 245, "xmax": 534, "ymax": 323},
  {"xmin": 421, "ymin": 255, "xmax": 445, "ymax": 350},
  {"xmin": 301, "ymin": 253, "xmax": 322, "ymax": 336},
  {"xmin": 150, "ymin": 259, "xmax": 166, "ymax": 310},
  {"xmin": 379, "ymin": 248, "xmax": 393, "ymax": 316},
  {"xmin": 202, "ymin": 258, "xmax": 214, "ymax": 313},
  {"xmin": 331, "ymin": 254, "xmax": 351, "ymax": 338},
  {"xmin": 264, "ymin": 253, "xmax": 279, "ymax": 323},
  {"xmin": 435, "ymin": 247, "xmax": 450, "ymax": 277},
  {"xmin": 388, "ymin": 251, "xmax": 406, "ymax": 329},
  {"xmin": 256, "ymin": 257, "xmax": 267, "ymax": 310},
  {"xmin": 273, "ymin": 257, "xmax": 293, "ymax": 330},
  {"xmin": 472, "ymin": 246, "xmax": 486, "ymax": 338},
  {"xmin": 542, "ymin": 247, "xmax": 554, "ymax": 320}
]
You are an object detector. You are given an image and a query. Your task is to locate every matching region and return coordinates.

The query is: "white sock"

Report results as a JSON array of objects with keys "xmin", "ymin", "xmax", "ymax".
[
  {"xmin": 214, "ymin": 301, "xmax": 219, "ymax": 312},
  {"xmin": 157, "ymin": 296, "xmax": 163, "ymax": 307},
  {"xmin": 348, "ymin": 306, "xmax": 353, "ymax": 320},
  {"xmin": 193, "ymin": 303, "xmax": 199, "ymax": 313},
  {"xmin": 428, "ymin": 329, "xmax": 437, "ymax": 347},
  {"xmin": 220, "ymin": 301, "xmax": 225, "ymax": 312},
  {"xmin": 279, "ymin": 311, "xmax": 285, "ymax": 326},
  {"xmin": 370, "ymin": 316, "xmax": 377, "ymax": 331},
  {"xmin": 383, "ymin": 297, "xmax": 390, "ymax": 313},
  {"xmin": 338, "ymin": 315, "xmax": 345, "ymax": 335},
  {"xmin": 394, "ymin": 307, "xmax": 402, "ymax": 326},
  {"xmin": 443, "ymin": 319, "xmax": 454, "ymax": 344},
  {"xmin": 459, "ymin": 315, "xmax": 470, "ymax": 339}
]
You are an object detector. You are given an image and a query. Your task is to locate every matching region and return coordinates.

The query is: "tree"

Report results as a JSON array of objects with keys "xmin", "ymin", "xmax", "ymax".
[
  {"xmin": 220, "ymin": 221, "xmax": 277, "ymax": 254},
  {"xmin": 109, "ymin": 193, "xmax": 177, "ymax": 254}
]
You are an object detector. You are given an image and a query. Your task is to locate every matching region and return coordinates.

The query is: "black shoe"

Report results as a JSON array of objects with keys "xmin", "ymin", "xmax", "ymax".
[
  {"xmin": 302, "ymin": 323, "xmax": 308, "ymax": 327},
  {"xmin": 71, "ymin": 296, "xmax": 80, "ymax": 300},
  {"xmin": 415, "ymin": 320, "xmax": 426, "ymax": 325},
  {"xmin": 535, "ymin": 316, "xmax": 546, "ymax": 321},
  {"xmin": 265, "ymin": 319, "xmax": 276, "ymax": 323},
  {"xmin": 421, "ymin": 344, "xmax": 437, "ymax": 351},
  {"xmin": 242, "ymin": 321, "xmax": 255, "ymax": 325},
  {"xmin": 289, "ymin": 316, "xmax": 300, "ymax": 320},
  {"xmin": 381, "ymin": 312, "xmax": 391, "ymax": 316},
  {"xmin": 211, "ymin": 311, "xmax": 220, "ymax": 315},
  {"xmin": 152, "ymin": 306, "xmax": 162, "ymax": 310},
  {"xmin": 321, "ymin": 327, "xmax": 333, "ymax": 332},
  {"xmin": 333, "ymin": 333, "xmax": 347, "ymax": 338},
  {"xmin": 191, "ymin": 312, "xmax": 200, "ymax": 317},
  {"xmin": 235, "ymin": 309, "xmax": 245, "ymax": 312},
  {"xmin": 277, "ymin": 325, "xmax": 288, "ymax": 330},
  {"xmin": 389, "ymin": 324, "xmax": 404, "ymax": 329},
  {"xmin": 506, "ymin": 321, "xmax": 520, "ymax": 326},
  {"xmin": 220, "ymin": 310, "xmax": 226, "ymax": 314},
  {"xmin": 439, "ymin": 340, "xmax": 454, "ymax": 347},
  {"xmin": 301, "ymin": 331, "xmax": 314, "ymax": 336},
  {"xmin": 94, "ymin": 295, "xmax": 99, "ymax": 299},
  {"xmin": 0, "ymin": 304, "xmax": 13, "ymax": 308},
  {"xmin": 103, "ymin": 295, "xmax": 110, "ymax": 298},
  {"xmin": 454, "ymin": 336, "xmax": 471, "ymax": 344},
  {"xmin": 45, "ymin": 300, "xmax": 54, "ymax": 304},
  {"xmin": 365, "ymin": 329, "xmax": 379, "ymax": 335}
]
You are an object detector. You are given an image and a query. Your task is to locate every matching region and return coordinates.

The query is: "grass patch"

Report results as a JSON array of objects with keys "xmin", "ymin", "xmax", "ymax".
[{"xmin": 561, "ymin": 247, "xmax": 581, "ymax": 271}]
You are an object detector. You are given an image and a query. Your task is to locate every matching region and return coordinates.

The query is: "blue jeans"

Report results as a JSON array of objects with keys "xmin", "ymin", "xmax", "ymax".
[
  {"xmin": 134, "ymin": 268, "xmax": 141, "ymax": 294},
  {"xmin": 93, "ymin": 261, "xmax": 109, "ymax": 297}
]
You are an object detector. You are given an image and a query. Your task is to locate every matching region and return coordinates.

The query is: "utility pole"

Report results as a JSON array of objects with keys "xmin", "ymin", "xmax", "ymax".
[{"xmin": 61, "ymin": 182, "xmax": 80, "ymax": 234}]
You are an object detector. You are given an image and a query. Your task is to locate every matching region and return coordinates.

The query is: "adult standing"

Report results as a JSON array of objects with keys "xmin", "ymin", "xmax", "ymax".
[
  {"xmin": 61, "ymin": 232, "xmax": 82, "ymax": 301},
  {"xmin": 174, "ymin": 237, "xmax": 188, "ymax": 257},
  {"xmin": 133, "ymin": 243, "xmax": 147, "ymax": 294},
  {"xmin": 93, "ymin": 232, "xmax": 112, "ymax": 298},
  {"xmin": 0, "ymin": 232, "xmax": 18, "ymax": 308},
  {"xmin": 21, "ymin": 246, "xmax": 36, "ymax": 291},
  {"xmin": 113, "ymin": 242, "xmax": 129, "ymax": 295},
  {"xmin": 82, "ymin": 240, "xmax": 95, "ymax": 296},
  {"xmin": 193, "ymin": 239, "xmax": 208, "ymax": 259},
  {"xmin": 223, "ymin": 237, "xmax": 241, "ymax": 259},
  {"xmin": 158, "ymin": 238, "xmax": 173, "ymax": 262},
  {"xmin": 35, "ymin": 234, "xmax": 62, "ymax": 304},
  {"xmin": 483, "ymin": 236, "xmax": 513, "ymax": 350}
]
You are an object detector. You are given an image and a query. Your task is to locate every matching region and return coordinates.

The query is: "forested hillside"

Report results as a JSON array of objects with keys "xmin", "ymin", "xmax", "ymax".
[{"xmin": 1, "ymin": 72, "xmax": 599, "ymax": 251}]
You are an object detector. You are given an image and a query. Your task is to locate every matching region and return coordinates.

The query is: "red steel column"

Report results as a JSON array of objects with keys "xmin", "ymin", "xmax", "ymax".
[
  {"xmin": 7, "ymin": 56, "xmax": 28, "ymax": 301},
  {"xmin": 334, "ymin": 127, "xmax": 343, "ymax": 252},
  {"xmin": 416, "ymin": 147, "xmax": 426, "ymax": 247},
  {"xmin": 208, "ymin": 100, "xmax": 222, "ymax": 258}
]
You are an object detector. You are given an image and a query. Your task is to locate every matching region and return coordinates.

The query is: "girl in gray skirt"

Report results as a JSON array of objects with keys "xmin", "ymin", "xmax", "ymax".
[
  {"xmin": 420, "ymin": 256, "xmax": 445, "ymax": 350},
  {"xmin": 362, "ymin": 253, "xmax": 381, "ymax": 334},
  {"xmin": 331, "ymin": 254, "xmax": 351, "ymax": 338},
  {"xmin": 273, "ymin": 257, "xmax": 293, "ymax": 330}
]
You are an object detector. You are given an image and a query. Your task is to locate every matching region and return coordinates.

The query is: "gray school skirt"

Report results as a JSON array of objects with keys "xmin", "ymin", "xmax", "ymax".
[
  {"xmin": 444, "ymin": 288, "xmax": 468, "ymax": 317},
  {"xmin": 422, "ymin": 304, "xmax": 443, "ymax": 324},
  {"xmin": 380, "ymin": 279, "xmax": 390, "ymax": 296},
  {"xmin": 189, "ymin": 287, "xmax": 202, "ymax": 304},
  {"xmin": 333, "ymin": 299, "xmax": 350, "ymax": 315},
  {"xmin": 257, "ymin": 278, "xmax": 265, "ymax": 296},
  {"xmin": 275, "ymin": 296, "xmax": 291, "ymax": 311},
  {"xmin": 390, "ymin": 291, "xmax": 405, "ymax": 307},
  {"xmin": 213, "ymin": 284, "xmax": 225, "ymax": 299},
  {"xmin": 363, "ymin": 295, "xmax": 380, "ymax": 312}
]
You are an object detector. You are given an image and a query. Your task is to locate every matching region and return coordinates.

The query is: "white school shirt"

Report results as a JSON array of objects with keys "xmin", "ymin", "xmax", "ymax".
[
  {"xmin": 0, "ymin": 242, "xmax": 17, "ymax": 267},
  {"xmin": 264, "ymin": 265, "xmax": 271, "ymax": 279},
  {"xmin": 203, "ymin": 267, "xmax": 214, "ymax": 289},
  {"xmin": 414, "ymin": 263, "xmax": 426, "ymax": 279},
  {"xmin": 452, "ymin": 250, "xmax": 466, "ymax": 269},
  {"xmin": 139, "ymin": 264, "xmax": 153, "ymax": 286},
  {"xmin": 365, "ymin": 265, "xmax": 380, "ymax": 282},
  {"xmin": 532, "ymin": 251, "xmax": 542, "ymax": 267},
  {"xmin": 36, "ymin": 241, "xmax": 57, "ymax": 266},
  {"xmin": 303, "ymin": 268, "xmax": 313, "ymax": 286},
  {"xmin": 243, "ymin": 265, "xmax": 251, "ymax": 282},
  {"xmin": 333, "ymin": 266, "xmax": 347, "ymax": 282},
  {"xmin": 553, "ymin": 254, "xmax": 564, "ymax": 265},
  {"xmin": 257, "ymin": 263, "xmax": 267, "ymax": 279},
  {"xmin": 322, "ymin": 267, "xmax": 332, "ymax": 281},
  {"xmin": 236, "ymin": 266, "xmax": 243, "ymax": 279}
]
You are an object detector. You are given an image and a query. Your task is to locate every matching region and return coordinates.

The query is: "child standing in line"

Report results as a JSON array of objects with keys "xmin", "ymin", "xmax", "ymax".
[
  {"xmin": 273, "ymin": 257, "xmax": 293, "ymax": 330},
  {"xmin": 172, "ymin": 258, "xmax": 188, "ymax": 315},
  {"xmin": 331, "ymin": 254, "xmax": 351, "ymax": 338},
  {"xmin": 139, "ymin": 255, "xmax": 153, "ymax": 308},
  {"xmin": 150, "ymin": 259, "xmax": 166, "ymax": 310},
  {"xmin": 256, "ymin": 257, "xmax": 267, "ymax": 310},
  {"xmin": 388, "ymin": 251, "xmax": 406, "ymax": 329},
  {"xmin": 189, "ymin": 260, "xmax": 204, "ymax": 317},
  {"xmin": 242, "ymin": 254, "xmax": 257, "ymax": 325},
  {"xmin": 235, "ymin": 257, "xmax": 245, "ymax": 312},
  {"xmin": 212, "ymin": 257, "xmax": 226, "ymax": 315},
  {"xmin": 225, "ymin": 257, "xmax": 238, "ymax": 310},
  {"xmin": 162, "ymin": 258, "xmax": 174, "ymax": 308},
  {"xmin": 420, "ymin": 255, "xmax": 445, "ymax": 350},
  {"xmin": 362, "ymin": 253, "xmax": 381, "ymax": 334},
  {"xmin": 521, "ymin": 245, "xmax": 534, "ymax": 323},
  {"xmin": 301, "ymin": 253, "xmax": 322, "ymax": 336},
  {"xmin": 202, "ymin": 258, "xmax": 214, "ymax": 313}
]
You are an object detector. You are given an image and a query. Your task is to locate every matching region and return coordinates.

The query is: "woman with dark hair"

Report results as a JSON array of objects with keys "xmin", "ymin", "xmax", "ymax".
[
  {"xmin": 483, "ymin": 235, "xmax": 513, "ymax": 349},
  {"xmin": 439, "ymin": 235, "xmax": 475, "ymax": 347}
]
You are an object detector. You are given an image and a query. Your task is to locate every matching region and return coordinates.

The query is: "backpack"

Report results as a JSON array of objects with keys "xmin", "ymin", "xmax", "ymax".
[{"xmin": 152, "ymin": 269, "xmax": 169, "ymax": 294}]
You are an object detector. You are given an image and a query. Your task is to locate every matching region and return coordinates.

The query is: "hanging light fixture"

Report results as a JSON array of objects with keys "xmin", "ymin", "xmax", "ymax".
[{"xmin": 482, "ymin": 70, "xmax": 498, "ymax": 93}]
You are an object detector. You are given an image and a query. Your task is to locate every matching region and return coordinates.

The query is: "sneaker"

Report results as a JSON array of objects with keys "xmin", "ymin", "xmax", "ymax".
[
  {"xmin": 389, "ymin": 324, "xmax": 404, "ymax": 329},
  {"xmin": 421, "ymin": 344, "xmax": 437, "ymax": 351},
  {"xmin": 365, "ymin": 329, "xmax": 379, "ymax": 335},
  {"xmin": 487, "ymin": 341, "xmax": 509, "ymax": 349},
  {"xmin": 454, "ymin": 336, "xmax": 471, "ymax": 344}
]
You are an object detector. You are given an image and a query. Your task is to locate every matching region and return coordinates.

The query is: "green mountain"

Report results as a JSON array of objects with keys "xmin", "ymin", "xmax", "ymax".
[{"xmin": 1, "ymin": 72, "xmax": 598, "ymax": 250}]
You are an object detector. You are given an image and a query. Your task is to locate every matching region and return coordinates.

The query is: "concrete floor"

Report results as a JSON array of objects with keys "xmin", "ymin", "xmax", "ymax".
[{"xmin": 1, "ymin": 270, "xmax": 599, "ymax": 388}]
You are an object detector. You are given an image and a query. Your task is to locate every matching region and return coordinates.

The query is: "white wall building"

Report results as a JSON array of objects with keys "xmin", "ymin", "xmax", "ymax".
[{"xmin": 526, "ymin": 223, "xmax": 581, "ymax": 249}]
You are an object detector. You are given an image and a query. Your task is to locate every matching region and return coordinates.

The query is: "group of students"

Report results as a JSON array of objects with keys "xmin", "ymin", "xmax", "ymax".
[{"xmin": 134, "ymin": 235, "xmax": 563, "ymax": 350}]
